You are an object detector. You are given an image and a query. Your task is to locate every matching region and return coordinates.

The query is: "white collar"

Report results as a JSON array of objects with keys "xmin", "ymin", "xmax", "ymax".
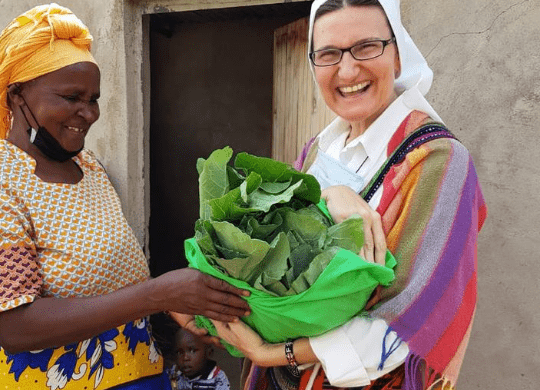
[{"xmin": 316, "ymin": 86, "xmax": 440, "ymax": 162}]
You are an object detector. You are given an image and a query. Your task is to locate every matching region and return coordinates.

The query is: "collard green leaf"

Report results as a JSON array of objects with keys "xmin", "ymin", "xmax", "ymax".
[
  {"xmin": 248, "ymin": 232, "xmax": 290, "ymax": 285},
  {"xmin": 279, "ymin": 209, "xmax": 328, "ymax": 249},
  {"xmin": 288, "ymin": 244, "xmax": 320, "ymax": 282},
  {"xmin": 240, "ymin": 216, "xmax": 280, "ymax": 240},
  {"xmin": 287, "ymin": 247, "xmax": 340, "ymax": 295},
  {"xmin": 327, "ymin": 217, "xmax": 364, "ymax": 253},
  {"xmin": 209, "ymin": 172, "xmax": 262, "ymax": 221},
  {"xmin": 227, "ymin": 165, "xmax": 245, "ymax": 189},
  {"xmin": 214, "ymin": 243, "xmax": 249, "ymax": 260},
  {"xmin": 260, "ymin": 232, "xmax": 290, "ymax": 279},
  {"xmin": 247, "ymin": 179, "xmax": 304, "ymax": 213},
  {"xmin": 198, "ymin": 147, "xmax": 233, "ymax": 219},
  {"xmin": 234, "ymin": 152, "xmax": 321, "ymax": 203},
  {"xmin": 301, "ymin": 204, "xmax": 333, "ymax": 226},
  {"xmin": 210, "ymin": 221, "xmax": 270, "ymax": 281},
  {"xmin": 254, "ymin": 272, "xmax": 288, "ymax": 296},
  {"xmin": 240, "ymin": 172, "xmax": 263, "ymax": 203},
  {"xmin": 194, "ymin": 220, "xmax": 218, "ymax": 256},
  {"xmin": 196, "ymin": 158, "xmax": 206, "ymax": 175},
  {"xmin": 259, "ymin": 179, "xmax": 292, "ymax": 194}
]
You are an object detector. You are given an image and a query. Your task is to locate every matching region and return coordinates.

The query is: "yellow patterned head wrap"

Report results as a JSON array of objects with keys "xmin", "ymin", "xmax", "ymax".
[{"xmin": 0, "ymin": 3, "xmax": 97, "ymax": 138}]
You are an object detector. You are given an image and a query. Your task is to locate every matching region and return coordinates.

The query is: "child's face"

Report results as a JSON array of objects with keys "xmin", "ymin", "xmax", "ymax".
[{"xmin": 176, "ymin": 332, "xmax": 209, "ymax": 379}]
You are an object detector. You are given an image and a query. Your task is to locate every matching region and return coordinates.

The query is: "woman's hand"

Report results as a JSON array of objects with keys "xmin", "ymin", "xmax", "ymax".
[
  {"xmin": 168, "ymin": 312, "xmax": 206, "ymax": 337},
  {"xmin": 168, "ymin": 312, "xmax": 224, "ymax": 348},
  {"xmin": 211, "ymin": 319, "xmax": 272, "ymax": 364},
  {"xmin": 322, "ymin": 185, "xmax": 387, "ymax": 266},
  {"xmin": 154, "ymin": 268, "xmax": 250, "ymax": 323},
  {"xmin": 211, "ymin": 320, "xmax": 319, "ymax": 367}
]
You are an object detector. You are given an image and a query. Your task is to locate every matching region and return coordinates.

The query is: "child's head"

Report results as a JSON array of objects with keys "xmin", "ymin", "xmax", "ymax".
[{"xmin": 174, "ymin": 329, "xmax": 212, "ymax": 379}]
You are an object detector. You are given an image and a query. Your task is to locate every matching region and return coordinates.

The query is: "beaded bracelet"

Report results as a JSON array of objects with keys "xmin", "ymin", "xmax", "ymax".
[{"xmin": 284, "ymin": 340, "xmax": 300, "ymax": 376}]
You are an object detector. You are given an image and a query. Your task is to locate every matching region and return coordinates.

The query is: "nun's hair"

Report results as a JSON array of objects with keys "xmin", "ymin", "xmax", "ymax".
[{"xmin": 314, "ymin": 0, "xmax": 393, "ymax": 35}]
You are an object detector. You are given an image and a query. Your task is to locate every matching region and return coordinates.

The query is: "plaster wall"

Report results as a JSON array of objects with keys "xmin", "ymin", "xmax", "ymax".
[
  {"xmin": 400, "ymin": 1, "xmax": 540, "ymax": 388},
  {"xmin": 0, "ymin": 0, "xmax": 539, "ymax": 389}
]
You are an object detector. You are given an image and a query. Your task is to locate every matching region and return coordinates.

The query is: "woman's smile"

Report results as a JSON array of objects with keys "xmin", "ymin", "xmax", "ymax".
[
  {"xmin": 66, "ymin": 126, "xmax": 86, "ymax": 134},
  {"xmin": 338, "ymin": 80, "xmax": 371, "ymax": 95}
]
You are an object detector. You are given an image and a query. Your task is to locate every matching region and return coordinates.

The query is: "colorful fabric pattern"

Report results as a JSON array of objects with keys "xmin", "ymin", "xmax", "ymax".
[
  {"xmin": 243, "ymin": 111, "xmax": 487, "ymax": 390},
  {"xmin": 0, "ymin": 140, "xmax": 163, "ymax": 389}
]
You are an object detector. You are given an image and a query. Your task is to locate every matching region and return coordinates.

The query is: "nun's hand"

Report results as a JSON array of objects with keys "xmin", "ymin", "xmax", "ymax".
[
  {"xmin": 169, "ymin": 312, "xmax": 224, "ymax": 348},
  {"xmin": 322, "ymin": 185, "xmax": 387, "ymax": 266},
  {"xmin": 168, "ymin": 312, "xmax": 207, "ymax": 337},
  {"xmin": 211, "ymin": 319, "xmax": 268, "ymax": 362}
]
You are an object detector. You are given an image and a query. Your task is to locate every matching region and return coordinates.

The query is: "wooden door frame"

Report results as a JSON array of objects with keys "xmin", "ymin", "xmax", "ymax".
[
  {"xmin": 123, "ymin": 0, "xmax": 314, "ymax": 250},
  {"xmin": 271, "ymin": 18, "xmax": 335, "ymax": 164}
]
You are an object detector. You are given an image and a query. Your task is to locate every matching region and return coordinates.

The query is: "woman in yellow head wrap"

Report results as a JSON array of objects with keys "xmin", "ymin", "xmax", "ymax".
[
  {"xmin": 0, "ymin": 4, "xmax": 250, "ymax": 390},
  {"xmin": 0, "ymin": 3, "xmax": 97, "ymax": 139}
]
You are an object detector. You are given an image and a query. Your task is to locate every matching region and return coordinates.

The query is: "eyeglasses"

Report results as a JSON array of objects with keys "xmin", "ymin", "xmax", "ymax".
[{"xmin": 309, "ymin": 37, "xmax": 396, "ymax": 67}]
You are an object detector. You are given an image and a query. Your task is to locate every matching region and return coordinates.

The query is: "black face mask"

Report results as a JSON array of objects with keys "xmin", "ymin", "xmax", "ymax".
[
  {"xmin": 20, "ymin": 98, "xmax": 83, "ymax": 162},
  {"xmin": 26, "ymin": 126, "xmax": 82, "ymax": 162}
]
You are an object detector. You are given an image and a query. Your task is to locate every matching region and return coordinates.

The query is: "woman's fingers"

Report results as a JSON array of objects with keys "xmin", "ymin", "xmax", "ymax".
[
  {"xmin": 205, "ymin": 276, "xmax": 250, "ymax": 299},
  {"xmin": 205, "ymin": 335, "xmax": 226, "ymax": 349},
  {"xmin": 361, "ymin": 220, "xmax": 376, "ymax": 264},
  {"xmin": 204, "ymin": 276, "xmax": 250, "ymax": 311},
  {"xmin": 370, "ymin": 209, "xmax": 387, "ymax": 266},
  {"xmin": 357, "ymin": 206, "xmax": 386, "ymax": 266},
  {"xmin": 211, "ymin": 319, "xmax": 264, "ymax": 353},
  {"xmin": 168, "ymin": 311, "xmax": 220, "ymax": 346},
  {"xmin": 168, "ymin": 311, "xmax": 193, "ymax": 328},
  {"xmin": 211, "ymin": 320, "xmax": 236, "ymax": 344},
  {"xmin": 181, "ymin": 317, "xmax": 208, "ymax": 337},
  {"xmin": 201, "ymin": 307, "xmax": 243, "ymax": 323},
  {"xmin": 361, "ymin": 226, "xmax": 386, "ymax": 265},
  {"xmin": 322, "ymin": 185, "xmax": 387, "ymax": 266},
  {"xmin": 160, "ymin": 269, "xmax": 250, "ymax": 321}
]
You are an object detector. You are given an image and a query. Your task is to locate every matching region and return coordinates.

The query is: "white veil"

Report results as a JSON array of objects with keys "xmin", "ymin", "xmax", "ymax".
[{"xmin": 307, "ymin": 0, "xmax": 442, "ymax": 121}]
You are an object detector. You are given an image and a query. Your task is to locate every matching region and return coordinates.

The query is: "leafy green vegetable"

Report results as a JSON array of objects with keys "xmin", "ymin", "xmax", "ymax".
[
  {"xmin": 197, "ymin": 147, "xmax": 233, "ymax": 220},
  {"xmin": 186, "ymin": 147, "xmax": 397, "ymax": 356},
  {"xmin": 193, "ymin": 147, "xmax": 367, "ymax": 296},
  {"xmin": 234, "ymin": 152, "xmax": 321, "ymax": 204}
]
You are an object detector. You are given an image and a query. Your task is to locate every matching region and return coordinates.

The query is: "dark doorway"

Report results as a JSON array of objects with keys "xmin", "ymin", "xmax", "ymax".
[{"xmin": 147, "ymin": 3, "xmax": 311, "ymax": 389}]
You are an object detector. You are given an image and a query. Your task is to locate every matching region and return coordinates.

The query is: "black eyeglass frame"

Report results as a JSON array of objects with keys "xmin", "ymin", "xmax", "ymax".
[{"xmin": 309, "ymin": 37, "xmax": 396, "ymax": 67}]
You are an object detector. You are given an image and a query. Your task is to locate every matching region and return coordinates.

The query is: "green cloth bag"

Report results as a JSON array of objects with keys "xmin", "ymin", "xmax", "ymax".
[{"xmin": 185, "ymin": 238, "xmax": 397, "ymax": 357}]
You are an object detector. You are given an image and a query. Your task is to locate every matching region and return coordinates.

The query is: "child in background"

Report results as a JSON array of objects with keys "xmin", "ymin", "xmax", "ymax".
[{"xmin": 167, "ymin": 328, "xmax": 230, "ymax": 390}]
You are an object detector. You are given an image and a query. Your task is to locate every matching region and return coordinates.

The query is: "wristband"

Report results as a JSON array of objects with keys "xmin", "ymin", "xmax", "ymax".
[{"xmin": 285, "ymin": 340, "xmax": 300, "ymax": 376}]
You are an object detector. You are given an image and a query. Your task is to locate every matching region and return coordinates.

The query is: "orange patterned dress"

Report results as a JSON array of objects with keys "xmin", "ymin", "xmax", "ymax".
[{"xmin": 0, "ymin": 140, "xmax": 163, "ymax": 390}]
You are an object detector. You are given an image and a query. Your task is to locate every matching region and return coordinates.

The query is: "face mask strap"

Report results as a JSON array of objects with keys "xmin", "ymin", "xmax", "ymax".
[{"xmin": 19, "ymin": 94, "xmax": 43, "ymax": 135}]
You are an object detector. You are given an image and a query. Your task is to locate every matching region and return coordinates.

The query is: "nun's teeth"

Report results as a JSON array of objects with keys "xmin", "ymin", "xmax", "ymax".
[{"xmin": 340, "ymin": 81, "xmax": 370, "ymax": 93}]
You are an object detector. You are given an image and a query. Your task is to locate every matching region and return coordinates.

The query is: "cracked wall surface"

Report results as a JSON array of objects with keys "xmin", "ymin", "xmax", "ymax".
[{"xmin": 0, "ymin": 1, "xmax": 539, "ymax": 389}]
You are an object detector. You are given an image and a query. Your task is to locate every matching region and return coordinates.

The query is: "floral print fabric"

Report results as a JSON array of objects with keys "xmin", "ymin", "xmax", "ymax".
[{"xmin": 0, "ymin": 318, "xmax": 162, "ymax": 390}]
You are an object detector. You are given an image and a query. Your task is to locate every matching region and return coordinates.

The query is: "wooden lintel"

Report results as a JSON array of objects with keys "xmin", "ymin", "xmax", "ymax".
[{"xmin": 137, "ymin": 0, "xmax": 307, "ymax": 14}]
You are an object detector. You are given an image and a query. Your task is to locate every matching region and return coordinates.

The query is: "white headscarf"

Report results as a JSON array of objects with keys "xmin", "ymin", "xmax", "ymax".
[{"xmin": 308, "ymin": 0, "xmax": 441, "ymax": 121}]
